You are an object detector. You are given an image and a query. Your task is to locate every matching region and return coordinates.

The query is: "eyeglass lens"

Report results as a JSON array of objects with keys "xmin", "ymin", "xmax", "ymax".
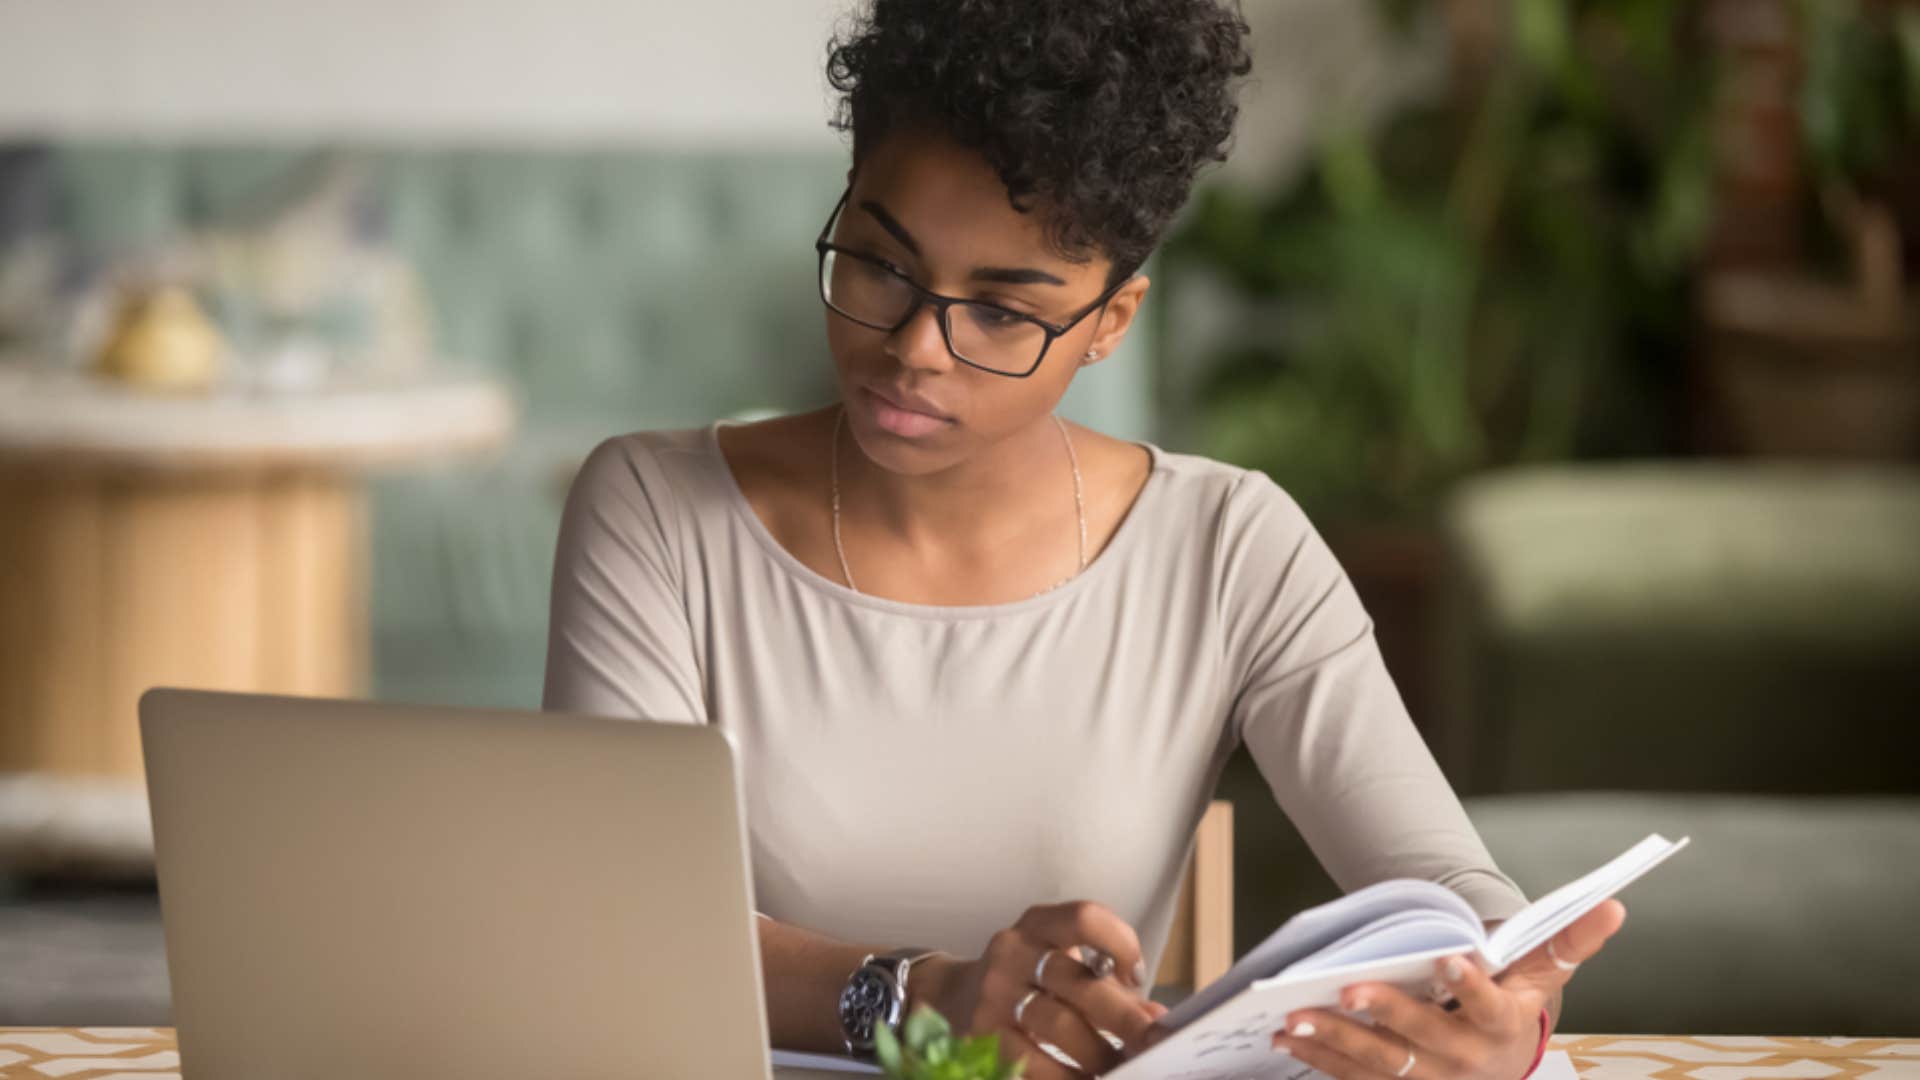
[{"xmin": 820, "ymin": 249, "xmax": 1048, "ymax": 375}]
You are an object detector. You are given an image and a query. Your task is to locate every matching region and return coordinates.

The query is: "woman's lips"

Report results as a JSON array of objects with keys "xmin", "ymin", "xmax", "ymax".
[{"xmin": 861, "ymin": 386, "xmax": 952, "ymax": 439}]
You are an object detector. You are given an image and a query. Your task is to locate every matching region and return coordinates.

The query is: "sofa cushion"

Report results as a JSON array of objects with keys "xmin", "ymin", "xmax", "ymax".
[
  {"xmin": 1438, "ymin": 464, "xmax": 1920, "ymax": 795},
  {"xmin": 1467, "ymin": 791, "xmax": 1920, "ymax": 1035}
]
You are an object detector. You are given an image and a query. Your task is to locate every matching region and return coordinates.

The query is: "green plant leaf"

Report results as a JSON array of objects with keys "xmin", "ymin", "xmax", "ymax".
[
  {"xmin": 1513, "ymin": 0, "xmax": 1571, "ymax": 73},
  {"xmin": 1167, "ymin": 0, "xmax": 1710, "ymax": 522},
  {"xmin": 903, "ymin": 1006, "xmax": 950, "ymax": 1050},
  {"xmin": 874, "ymin": 1023, "xmax": 904, "ymax": 1075},
  {"xmin": 875, "ymin": 1005, "xmax": 1023, "ymax": 1080}
]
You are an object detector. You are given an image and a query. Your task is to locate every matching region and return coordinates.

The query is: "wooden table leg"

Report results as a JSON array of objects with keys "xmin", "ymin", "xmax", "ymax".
[{"xmin": 0, "ymin": 464, "xmax": 365, "ymax": 796}]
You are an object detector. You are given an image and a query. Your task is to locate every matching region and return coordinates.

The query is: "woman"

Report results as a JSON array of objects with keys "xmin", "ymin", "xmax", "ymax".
[{"xmin": 543, "ymin": 1, "xmax": 1625, "ymax": 1077}]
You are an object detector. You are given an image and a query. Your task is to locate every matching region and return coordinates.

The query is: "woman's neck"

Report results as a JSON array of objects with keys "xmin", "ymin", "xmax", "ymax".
[{"xmin": 836, "ymin": 410, "xmax": 1078, "ymax": 567}]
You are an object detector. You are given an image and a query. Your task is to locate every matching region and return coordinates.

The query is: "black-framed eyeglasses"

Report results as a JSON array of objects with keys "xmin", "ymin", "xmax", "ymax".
[{"xmin": 813, "ymin": 188, "xmax": 1129, "ymax": 378}]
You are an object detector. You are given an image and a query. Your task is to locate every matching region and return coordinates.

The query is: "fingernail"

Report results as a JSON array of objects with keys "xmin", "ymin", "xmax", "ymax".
[
  {"xmin": 1445, "ymin": 957, "xmax": 1465, "ymax": 983},
  {"xmin": 1273, "ymin": 1041, "xmax": 1292, "ymax": 1056},
  {"xmin": 1291, "ymin": 1021, "xmax": 1316, "ymax": 1038},
  {"xmin": 1349, "ymin": 992, "xmax": 1371, "ymax": 1011},
  {"xmin": 1133, "ymin": 960, "xmax": 1147, "ymax": 988}
]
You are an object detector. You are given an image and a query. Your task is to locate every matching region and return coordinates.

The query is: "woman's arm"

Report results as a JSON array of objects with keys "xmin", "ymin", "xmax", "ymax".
[
  {"xmin": 542, "ymin": 443, "xmax": 888, "ymax": 1051},
  {"xmin": 543, "ymin": 436, "xmax": 708, "ymax": 722},
  {"xmin": 756, "ymin": 916, "xmax": 901, "ymax": 1051},
  {"xmin": 543, "ymin": 441, "xmax": 864, "ymax": 1046},
  {"xmin": 1214, "ymin": 471, "xmax": 1614, "ymax": 1077},
  {"xmin": 757, "ymin": 903, "xmax": 1164, "ymax": 1069},
  {"xmin": 1214, "ymin": 470, "xmax": 1527, "ymax": 920}
]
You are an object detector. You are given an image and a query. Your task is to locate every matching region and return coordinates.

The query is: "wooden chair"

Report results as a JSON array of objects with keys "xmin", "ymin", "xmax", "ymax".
[{"xmin": 1152, "ymin": 799, "xmax": 1234, "ymax": 991}]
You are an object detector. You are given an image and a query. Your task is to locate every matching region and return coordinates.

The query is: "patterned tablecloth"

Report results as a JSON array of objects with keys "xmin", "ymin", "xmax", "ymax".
[{"xmin": 1, "ymin": 1029, "xmax": 1917, "ymax": 1078}]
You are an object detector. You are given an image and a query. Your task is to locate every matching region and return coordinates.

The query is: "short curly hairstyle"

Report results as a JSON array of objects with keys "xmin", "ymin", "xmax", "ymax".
[{"xmin": 826, "ymin": 0, "xmax": 1252, "ymax": 284}]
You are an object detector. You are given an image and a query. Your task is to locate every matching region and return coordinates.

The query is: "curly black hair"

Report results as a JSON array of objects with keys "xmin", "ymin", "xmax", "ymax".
[{"xmin": 826, "ymin": 0, "xmax": 1252, "ymax": 284}]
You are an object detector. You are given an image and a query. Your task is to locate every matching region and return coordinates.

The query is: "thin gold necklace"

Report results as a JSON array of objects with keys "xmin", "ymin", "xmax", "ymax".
[{"xmin": 829, "ymin": 406, "xmax": 1087, "ymax": 598}]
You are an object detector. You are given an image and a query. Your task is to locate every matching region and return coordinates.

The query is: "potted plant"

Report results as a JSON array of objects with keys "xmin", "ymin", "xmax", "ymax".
[
  {"xmin": 1698, "ymin": 0, "xmax": 1920, "ymax": 458},
  {"xmin": 873, "ymin": 1007, "xmax": 1025, "ymax": 1080},
  {"xmin": 1161, "ymin": 0, "xmax": 1715, "ymax": 721}
]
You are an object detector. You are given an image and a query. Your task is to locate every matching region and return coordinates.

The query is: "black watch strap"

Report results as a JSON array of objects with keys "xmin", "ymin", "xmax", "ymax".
[{"xmin": 841, "ymin": 947, "xmax": 941, "ymax": 1058}]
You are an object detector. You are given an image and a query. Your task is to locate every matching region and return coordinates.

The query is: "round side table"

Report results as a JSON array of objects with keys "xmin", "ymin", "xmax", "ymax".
[{"xmin": 0, "ymin": 366, "xmax": 517, "ymax": 871}]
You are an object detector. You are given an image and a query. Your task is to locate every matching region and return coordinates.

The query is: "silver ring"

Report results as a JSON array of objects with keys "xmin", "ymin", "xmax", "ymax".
[
  {"xmin": 1396, "ymin": 1047, "xmax": 1417, "ymax": 1077},
  {"xmin": 1546, "ymin": 941, "xmax": 1579, "ymax": 972},
  {"xmin": 1014, "ymin": 989, "xmax": 1040, "ymax": 1028},
  {"xmin": 1033, "ymin": 949, "xmax": 1055, "ymax": 987},
  {"xmin": 1081, "ymin": 946, "xmax": 1117, "ymax": 981}
]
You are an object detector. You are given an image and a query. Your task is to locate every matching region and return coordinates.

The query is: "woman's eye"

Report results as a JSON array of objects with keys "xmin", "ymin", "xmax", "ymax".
[
  {"xmin": 971, "ymin": 306, "xmax": 1024, "ymax": 328},
  {"xmin": 868, "ymin": 254, "xmax": 907, "ymax": 276}
]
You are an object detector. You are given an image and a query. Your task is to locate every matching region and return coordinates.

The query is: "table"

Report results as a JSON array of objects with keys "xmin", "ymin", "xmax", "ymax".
[
  {"xmin": 0, "ymin": 367, "xmax": 516, "ymax": 872},
  {"xmin": 2, "ymin": 1030, "xmax": 1917, "ymax": 1078}
]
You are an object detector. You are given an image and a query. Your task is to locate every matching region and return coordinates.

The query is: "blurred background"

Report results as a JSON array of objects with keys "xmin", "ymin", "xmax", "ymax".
[{"xmin": 0, "ymin": 0, "xmax": 1915, "ymax": 1039}]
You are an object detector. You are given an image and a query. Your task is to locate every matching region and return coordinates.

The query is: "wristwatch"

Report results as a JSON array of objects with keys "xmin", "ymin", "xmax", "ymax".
[{"xmin": 838, "ymin": 947, "xmax": 940, "ymax": 1058}]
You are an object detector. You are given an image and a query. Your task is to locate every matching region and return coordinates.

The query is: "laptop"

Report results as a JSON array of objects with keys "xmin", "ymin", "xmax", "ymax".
[{"xmin": 139, "ymin": 687, "xmax": 844, "ymax": 1078}]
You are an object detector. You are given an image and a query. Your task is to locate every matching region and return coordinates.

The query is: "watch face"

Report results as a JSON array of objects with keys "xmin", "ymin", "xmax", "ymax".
[{"xmin": 839, "ymin": 967, "xmax": 896, "ymax": 1046}]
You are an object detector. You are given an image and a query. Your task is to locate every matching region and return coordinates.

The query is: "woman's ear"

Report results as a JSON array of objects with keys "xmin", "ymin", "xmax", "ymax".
[{"xmin": 1081, "ymin": 274, "xmax": 1151, "ymax": 366}]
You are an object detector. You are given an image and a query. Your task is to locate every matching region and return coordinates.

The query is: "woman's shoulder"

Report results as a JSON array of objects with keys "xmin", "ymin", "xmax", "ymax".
[
  {"xmin": 572, "ymin": 426, "xmax": 720, "ymax": 500},
  {"xmin": 562, "ymin": 423, "xmax": 752, "ymax": 544},
  {"xmin": 581, "ymin": 424, "xmax": 720, "ymax": 472},
  {"xmin": 1140, "ymin": 443, "xmax": 1315, "ymax": 539},
  {"xmin": 574, "ymin": 410, "xmax": 826, "ymax": 490},
  {"xmin": 566, "ymin": 411, "xmax": 833, "ymax": 537}
]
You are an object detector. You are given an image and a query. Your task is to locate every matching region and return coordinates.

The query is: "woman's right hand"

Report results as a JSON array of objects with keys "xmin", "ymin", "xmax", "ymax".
[{"xmin": 911, "ymin": 901, "xmax": 1169, "ymax": 1078}]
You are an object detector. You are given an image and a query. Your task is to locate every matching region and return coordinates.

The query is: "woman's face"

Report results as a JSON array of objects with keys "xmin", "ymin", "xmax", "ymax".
[{"xmin": 823, "ymin": 129, "xmax": 1148, "ymax": 476}]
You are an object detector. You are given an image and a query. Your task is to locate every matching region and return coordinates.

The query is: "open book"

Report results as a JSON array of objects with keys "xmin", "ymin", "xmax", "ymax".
[{"xmin": 1108, "ymin": 834, "xmax": 1689, "ymax": 1080}]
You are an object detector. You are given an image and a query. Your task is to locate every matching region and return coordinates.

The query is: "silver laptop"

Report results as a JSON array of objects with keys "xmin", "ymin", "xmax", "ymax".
[{"xmin": 139, "ymin": 688, "xmax": 780, "ymax": 1079}]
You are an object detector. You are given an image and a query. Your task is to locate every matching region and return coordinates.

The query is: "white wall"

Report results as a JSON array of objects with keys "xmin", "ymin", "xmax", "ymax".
[
  {"xmin": 0, "ymin": 0, "xmax": 851, "ymax": 146},
  {"xmin": 0, "ymin": 0, "xmax": 1411, "ymax": 443},
  {"xmin": 0, "ymin": 0, "xmax": 1404, "ymax": 174}
]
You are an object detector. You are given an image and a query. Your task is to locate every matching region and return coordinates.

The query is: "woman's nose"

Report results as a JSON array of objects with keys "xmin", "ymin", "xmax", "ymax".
[{"xmin": 886, "ymin": 302, "xmax": 957, "ymax": 374}]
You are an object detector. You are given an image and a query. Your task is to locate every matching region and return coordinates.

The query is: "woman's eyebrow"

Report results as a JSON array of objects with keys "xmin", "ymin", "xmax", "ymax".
[{"xmin": 857, "ymin": 199, "xmax": 1069, "ymax": 288}]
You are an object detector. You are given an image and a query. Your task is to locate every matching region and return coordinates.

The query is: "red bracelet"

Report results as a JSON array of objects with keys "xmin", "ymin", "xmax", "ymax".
[{"xmin": 1520, "ymin": 1006, "xmax": 1552, "ymax": 1079}]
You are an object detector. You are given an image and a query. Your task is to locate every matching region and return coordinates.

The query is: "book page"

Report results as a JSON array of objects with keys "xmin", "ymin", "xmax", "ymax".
[
  {"xmin": 1283, "ymin": 909, "xmax": 1484, "ymax": 978},
  {"xmin": 1158, "ymin": 878, "xmax": 1480, "ymax": 1030},
  {"xmin": 1118, "ymin": 834, "xmax": 1689, "ymax": 1080},
  {"xmin": 1111, "ymin": 945, "xmax": 1478, "ymax": 1080},
  {"xmin": 1487, "ymin": 834, "xmax": 1690, "ymax": 968}
]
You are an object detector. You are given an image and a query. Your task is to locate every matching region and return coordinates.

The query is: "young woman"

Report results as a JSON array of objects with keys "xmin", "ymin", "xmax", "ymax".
[{"xmin": 543, "ymin": 1, "xmax": 1625, "ymax": 1077}]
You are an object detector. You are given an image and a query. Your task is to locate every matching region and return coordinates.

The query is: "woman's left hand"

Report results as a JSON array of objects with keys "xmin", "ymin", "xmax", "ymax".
[{"xmin": 1268, "ymin": 899, "xmax": 1626, "ymax": 1080}]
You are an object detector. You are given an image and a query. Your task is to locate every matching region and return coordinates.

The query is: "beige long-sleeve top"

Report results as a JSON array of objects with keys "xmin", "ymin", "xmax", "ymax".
[{"xmin": 542, "ymin": 424, "xmax": 1527, "ymax": 977}]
